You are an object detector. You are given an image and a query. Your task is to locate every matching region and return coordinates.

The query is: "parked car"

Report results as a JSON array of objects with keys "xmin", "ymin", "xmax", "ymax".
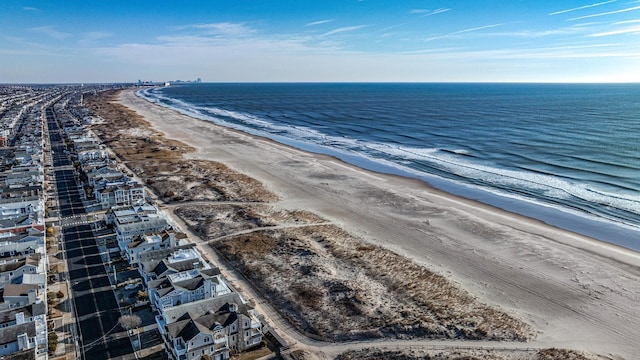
[{"xmin": 124, "ymin": 283, "xmax": 139, "ymax": 290}]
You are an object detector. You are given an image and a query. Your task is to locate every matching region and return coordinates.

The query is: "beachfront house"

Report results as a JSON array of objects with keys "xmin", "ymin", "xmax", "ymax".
[
  {"xmin": 138, "ymin": 245, "xmax": 203, "ymax": 284},
  {"xmin": 148, "ymin": 267, "xmax": 230, "ymax": 311},
  {"xmin": 105, "ymin": 203, "xmax": 172, "ymax": 251},
  {"xmin": 95, "ymin": 183, "xmax": 145, "ymax": 209},
  {"xmin": 125, "ymin": 230, "xmax": 178, "ymax": 265},
  {"xmin": 157, "ymin": 293, "xmax": 263, "ymax": 360}
]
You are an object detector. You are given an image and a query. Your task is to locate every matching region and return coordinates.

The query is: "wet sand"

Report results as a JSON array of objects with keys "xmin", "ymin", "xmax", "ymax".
[{"xmin": 118, "ymin": 89, "xmax": 640, "ymax": 359}]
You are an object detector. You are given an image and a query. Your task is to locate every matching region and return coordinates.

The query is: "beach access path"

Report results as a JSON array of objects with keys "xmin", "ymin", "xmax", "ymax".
[{"xmin": 118, "ymin": 89, "xmax": 640, "ymax": 359}]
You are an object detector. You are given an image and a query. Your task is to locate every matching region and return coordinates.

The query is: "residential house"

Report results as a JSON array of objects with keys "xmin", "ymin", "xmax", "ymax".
[
  {"xmin": 157, "ymin": 293, "xmax": 263, "ymax": 360},
  {"xmin": 125, "ymin": 230, "xmax": 178, "ymax": 266},
  {"xmin": 0, "ymin": 302, "xmax": 46, "ymax": 355},
  {"xmin": 0, "ymin": 321, "xmax": 37, "ymax": 357},
  {"xmin": 0, "ymin": 254, "xmax": 42, "ymax": 289},
  {"xmin": 95, "ymin": 183, "xmax": 145, "ymax": 210},
  {"xmin": 1, "ymin": 284, "xmax": 40, "ymax": 308},
  {"xmin": 105, "ymin": 204, "xmax": 172, "ymax": 251},
  {"xmin": 148, "ymin": 267, "xmax": 230, "ymax": 312}
]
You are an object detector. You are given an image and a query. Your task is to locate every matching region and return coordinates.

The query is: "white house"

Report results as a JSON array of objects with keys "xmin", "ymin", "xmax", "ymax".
[
  {"xmin": 95, "ymin": 183, "xmax": 145, "ymax": 210},
  {"xmin": 125, "ymin": 230, "xmax": 178, "ymax": 266},
  {"xmin": 105, "ymin": 204, "xmax": 171, "ymax": 251},
  {"xmin": 157, "ymin": 293, "xmax": 263, "ymax": 360}
]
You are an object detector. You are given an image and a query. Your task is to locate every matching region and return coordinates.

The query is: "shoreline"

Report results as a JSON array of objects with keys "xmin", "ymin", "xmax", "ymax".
[
  {"xmin": 116, "ymin": 88, "xmax": 640, "ymax": 358},
  {"xmin": 136, "ymin": 87, "xmax": 640, "ymax": 253},
  {"xmin": 134, "ymin": 88, "xmax": 640, "ymax": 265}
]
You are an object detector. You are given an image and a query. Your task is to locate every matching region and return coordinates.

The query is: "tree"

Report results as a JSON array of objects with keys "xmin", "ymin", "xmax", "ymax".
[
  {"xmin": 118, "ymin": 314, "xmax": 141, "ymax": 331},
  {"xmin": 118, "ymin": 315, "xmax": 142, "ymax": 350}
]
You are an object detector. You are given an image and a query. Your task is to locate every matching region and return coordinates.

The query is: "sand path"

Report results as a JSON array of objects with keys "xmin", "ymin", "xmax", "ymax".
[{"xmin": 118, "ymin": 89, "xmax": 640, "ymax": 359}]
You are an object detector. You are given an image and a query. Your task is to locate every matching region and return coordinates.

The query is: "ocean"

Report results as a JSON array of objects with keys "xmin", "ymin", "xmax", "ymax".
[{"xmin": 138, "ymin": 83, "xmax": 640, "ymax": 251}]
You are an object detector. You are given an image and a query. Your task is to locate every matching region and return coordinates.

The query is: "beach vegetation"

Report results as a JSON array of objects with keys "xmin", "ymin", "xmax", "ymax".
[{"xmin": 215, "ymin": 224, "xmax": 534, "ymax": 341}]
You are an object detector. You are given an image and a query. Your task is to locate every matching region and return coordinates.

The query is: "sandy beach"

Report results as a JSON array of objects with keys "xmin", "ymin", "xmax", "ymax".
[{"xmin": 115, "ymin": 89, "xmax": 640, "ymax": 359}]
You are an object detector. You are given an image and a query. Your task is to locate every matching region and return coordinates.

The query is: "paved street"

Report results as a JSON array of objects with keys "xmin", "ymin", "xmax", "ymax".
[{"xmin": 46, "ymin": 106, "xmax": 135, "ymax": 360}]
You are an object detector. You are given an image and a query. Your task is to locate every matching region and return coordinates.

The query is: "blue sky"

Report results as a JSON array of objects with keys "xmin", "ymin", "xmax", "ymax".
[{"xmin": 1, "ymin": 0, "xmax": 639, "ymax": 83}]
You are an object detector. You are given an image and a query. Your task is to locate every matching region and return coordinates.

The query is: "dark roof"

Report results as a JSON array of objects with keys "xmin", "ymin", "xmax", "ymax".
[
  {"xmin": 197, "ymin": 312, "xmax": 236, "ymax": 329},
  {"xmin": 152, "ymin": 261, "xmax": 170, "ymax": 277},
  {"xmin": 2, "ymin": 348, "xmax": 36, "ymax": 360},
  {"xmin": 166, "ymin": 319, "xmax": 203, "ymax": 341},
  {"xmin": 0, "ymin": 259, "xmax": 26, "ymax": 273},
  {"xmin": 169, "ymin": 259, "xmax": 200, "ymax": 273},
  {"xmin": 174, "ymin": 277, "xmax": 204, "ymax": 291},
  {"xmin": 0, "ymin": 302, "xmax": 45, "ymax": 324},
  {"xmin": 200, "ymin": 267, "xmax": 221, "ymax": 277},
  {"xmin": 163, "ymin": 293, "xmax": 243, "ymax": 324},
  {"xmin": 0, "ymin": 216, "xmax": 29, "ymax": 229},
  {"xmin": 0, "ymin": 321, "xmax": 36, "ymax": 345},
  {"xmin": 156, "ymin": 286, "xmax": 175, "ymax": 297}
]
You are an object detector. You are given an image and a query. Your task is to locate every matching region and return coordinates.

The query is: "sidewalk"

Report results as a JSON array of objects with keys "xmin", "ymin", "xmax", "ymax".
[{"xmin": 46, "ymin": 226, "xmax": 79, "ymax": 360}]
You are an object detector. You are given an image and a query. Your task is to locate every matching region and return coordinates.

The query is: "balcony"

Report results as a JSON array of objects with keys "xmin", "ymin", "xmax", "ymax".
[{"xmin": 173, "ymin": 343, "xmax": 186, "ymax": 356}]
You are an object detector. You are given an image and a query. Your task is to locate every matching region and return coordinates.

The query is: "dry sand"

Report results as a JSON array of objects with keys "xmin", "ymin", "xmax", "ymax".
[{"xmin": 117, "ymin": 89, "xmax": 640, "ymax": 359}]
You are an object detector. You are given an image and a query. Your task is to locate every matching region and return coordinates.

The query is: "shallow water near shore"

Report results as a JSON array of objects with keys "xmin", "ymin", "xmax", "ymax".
[{"xmin": 138, "ymin": 83, "xmax": 640, "ymax": 251}]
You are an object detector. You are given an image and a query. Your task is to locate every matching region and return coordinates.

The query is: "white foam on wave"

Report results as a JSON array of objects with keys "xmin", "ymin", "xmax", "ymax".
[
  {"xmin": 377, "ymin": 144, "xmax": 640, "ymax": 216},
  {"xmin": 138, "ymin": 89, "xmax": 640, "ymax": 231}
]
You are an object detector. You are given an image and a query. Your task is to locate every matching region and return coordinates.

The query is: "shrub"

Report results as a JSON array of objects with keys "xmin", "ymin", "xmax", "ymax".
[{"xmin": 48, "ymin": 332, "xmax": 58, "ymax": 353}]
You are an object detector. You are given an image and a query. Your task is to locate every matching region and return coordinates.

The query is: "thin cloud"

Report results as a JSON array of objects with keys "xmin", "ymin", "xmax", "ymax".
[
  {"xmin": 612, "ymin": 19, "xmax": 640, "ymax": 24},
  {"xmin": 425, "ymin": 8, "xmax": 451, "ymax": 17},
  {"xmin": 322, "ymin": 25, "xmax": 370, "ymax": 36},
  {"xmin": 425, "ymin": 23, "xmax": 504, "ymax": 42},
  {"xmin": 27, "ymin": 26, "xmax": 70, "ymax": 40},
  {"xmin": 172, "ymin": 22, "xmax": 255, "ymax": 37},
  {"xmin": 23, "ymin": 7, "xmax": 41, "ymax": 11},
  {"xmin": 306, "ymin": 19, "xmax": 335, "ymax": 27},
  {"xmin": 589, "ymin": 25, "xmax": 640, "ymax": 36},
  {"xmin": 453, "ymin": 23, "xmax": 504, "ymax": 34},
  {"xmin": 569, "ymin": 5, "xmax": 640, "ymax": 20},
  {"xmin": 410, "ymin": 8, "xmax": 451, "ymax": 16},
  {"xmin": 374, "ymin": 23, "xmax": 408, "ymax": 33},
  {"xmin": 549, "ymin": 0, "xmax": 617, "ymax": 16},
  {"xmin": 78, "ymin": 31, "xmax": 113, "ymax": 44}
]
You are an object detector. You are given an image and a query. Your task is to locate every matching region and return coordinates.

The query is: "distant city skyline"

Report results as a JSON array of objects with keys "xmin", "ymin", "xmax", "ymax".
[{"xmin": 1, "ymin": 0, "xmax": 640, "ymax": 83}]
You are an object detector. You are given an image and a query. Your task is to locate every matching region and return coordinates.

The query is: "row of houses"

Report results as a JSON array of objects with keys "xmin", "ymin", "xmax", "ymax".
[
  {"xmin": 58, "ymin": 111, "xmax": 147, "ymax": 210},
  {"xmin": 59, "ymin": 97, "xmax": 264, "ymax": 360},
  {"xmin": 0, "ymin": 87, "xmax": 54, "ymax": 360}
]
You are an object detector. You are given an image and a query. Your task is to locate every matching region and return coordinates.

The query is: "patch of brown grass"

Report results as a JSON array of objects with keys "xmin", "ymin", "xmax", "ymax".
[
  {"xmin": 85, "ymin": 91, "xmax": 276, "ymax": 203},
  {"xmin": 176, "ymin": 204, "xmax": 326, "ymax": 240},
  {"xmin": 215, "ymin": 224, "xmax": 534, "ymax": 341},
  {"xmin": 535, "ymin": 349, "xmax": 599, "ymax": 360},
  {"xmin": 336, "ymin": 348, "xmax": 601, "ymax": 360}
]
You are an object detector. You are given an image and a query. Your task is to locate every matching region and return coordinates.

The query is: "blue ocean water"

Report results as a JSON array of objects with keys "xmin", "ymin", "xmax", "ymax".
[{"xmin": 138, "ymin": 83, "xmax": 640, "ymax": 250}]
